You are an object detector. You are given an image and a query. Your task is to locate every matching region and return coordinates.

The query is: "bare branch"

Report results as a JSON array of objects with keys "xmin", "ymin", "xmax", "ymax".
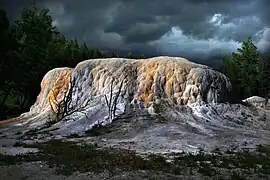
[
  {"xmin": 109, "ymin": 78, "xmax": 114, "ymax": 119},
  {"xmin": 48, "ymin": 71, "xmax": 125, "ymax": 127},
  {"xmin": 113, "ymin": 80, "xmax": 123, "ymax": 117},
  {"xmin": 48, "ymin": 77, "xmax": 93, "ymax": 125}
]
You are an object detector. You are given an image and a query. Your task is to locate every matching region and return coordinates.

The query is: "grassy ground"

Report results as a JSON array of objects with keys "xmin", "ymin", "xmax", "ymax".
[{"xmin": 0, "ymin": 139, "xmax": 269, "ymax": 179}]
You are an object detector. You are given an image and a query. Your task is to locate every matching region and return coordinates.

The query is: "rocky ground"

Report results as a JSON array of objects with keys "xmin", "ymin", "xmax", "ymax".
[{"xmin": 0, "ymin": 103, "xmax": 269, "ymax": 180}]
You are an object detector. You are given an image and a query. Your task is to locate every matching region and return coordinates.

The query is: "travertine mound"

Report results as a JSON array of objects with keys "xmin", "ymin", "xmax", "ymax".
[
  {"xmin": 71, "ymin": 56, "xmax": 231, "ymax": 105},
  {"xmin": 1, "ymin": 56, "xmax": 232, "ymax": 125}
]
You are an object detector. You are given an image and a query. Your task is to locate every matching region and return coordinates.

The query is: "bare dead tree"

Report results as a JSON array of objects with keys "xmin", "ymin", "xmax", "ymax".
[
  {"xmin": 49, "ymin": 77, "xmax": 92, "ymax": 124},
  {"xmin": 113, "ymin": 80, "xmax": 124, "ymax": 116},
  {"xmin": 104, "ymin": 78, "xmax": 124, "ymax": 120}
]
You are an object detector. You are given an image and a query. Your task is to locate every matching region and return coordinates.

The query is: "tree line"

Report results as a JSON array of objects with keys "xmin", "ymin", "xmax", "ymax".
[
  {"xmin": 0, "ymin": 7, "xmax": 145, "ymax": 120},
  {"xmin": 220, "ymin": 37, "xmax": 270, "ymax": 102},
  {"xmin": 0, "ymin": 6, "xmax": 269, "ymax": 120}
]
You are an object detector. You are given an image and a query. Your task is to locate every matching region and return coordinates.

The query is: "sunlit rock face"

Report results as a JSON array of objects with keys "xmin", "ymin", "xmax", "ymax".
[
  {"xmin": 31, "ymin": 67, "xmax": 73, "ymax": 113},
  {"xmin": 0, "ymin": 67, "xmax": 72, "ymax": 125},
  {"xmin": 0, "ymin": 56, "xmax": 232, "ymax": 126},
  {"xmin": 73, "ymin": 56, "xmax": 231, "ymax": 105}
]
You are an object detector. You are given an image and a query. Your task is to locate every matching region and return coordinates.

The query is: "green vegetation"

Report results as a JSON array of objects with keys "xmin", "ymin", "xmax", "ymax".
[
  {"xmin": 220, "ymin": 37, "xmax": 270, "ymax": 102},
  {"xmin": 0, "ymin": 140, "xmax": 269, "ymax": 178},
  {"xmin": 0, "ymin": 7, "xmax": 144, "ymax": 120}
]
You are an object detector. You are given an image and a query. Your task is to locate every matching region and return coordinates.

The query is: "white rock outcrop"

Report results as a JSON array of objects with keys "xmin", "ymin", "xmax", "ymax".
[
  {"xmin": 242, "ymin": 96, "xmax": 268, "ymax": 108},
  {"xmin": 1, "ymin": 57, "xmax": 270, "ymax": 154},
  {"xmin": 1, "ymin": 56, "xmax": 232, "ymax": 126}
]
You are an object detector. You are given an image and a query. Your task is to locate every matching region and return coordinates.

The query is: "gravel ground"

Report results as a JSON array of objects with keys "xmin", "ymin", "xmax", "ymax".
[{"xmin": 0, "ymin": 104, "xmax": 269, "ymax": 180}]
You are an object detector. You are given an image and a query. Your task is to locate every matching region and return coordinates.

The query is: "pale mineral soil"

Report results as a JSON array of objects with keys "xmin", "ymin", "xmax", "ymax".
[{"xmin": 0, "ymin": 104, "xmax": 269, "ymax": 180}]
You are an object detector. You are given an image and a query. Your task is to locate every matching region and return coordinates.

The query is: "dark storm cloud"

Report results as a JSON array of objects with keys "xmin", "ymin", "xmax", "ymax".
[
  {"xmin": 258, "ymin": 28, "xmax": 270, "ymax": 52},
  {"xmin": 1, "ymin": 0, "xmax": 270, "ymax": 62},
  {"xmin": 104, "ymin": 0, "xmax": 268, "ymax": 42}
]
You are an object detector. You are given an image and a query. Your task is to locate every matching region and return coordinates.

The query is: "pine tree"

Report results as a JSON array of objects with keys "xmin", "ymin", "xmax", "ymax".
[
  {"xmin": 258, "ymin": 56, "xmax": 270, "ymax": 98},
  {"xmin": 221, "ymin": 37, "xmax": 261, "ymax": 100}
]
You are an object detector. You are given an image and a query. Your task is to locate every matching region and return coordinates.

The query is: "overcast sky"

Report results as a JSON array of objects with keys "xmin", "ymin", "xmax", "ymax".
[{"xmin": 1, "ymin": 0, "xmax": 270, "ymax": 66}]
